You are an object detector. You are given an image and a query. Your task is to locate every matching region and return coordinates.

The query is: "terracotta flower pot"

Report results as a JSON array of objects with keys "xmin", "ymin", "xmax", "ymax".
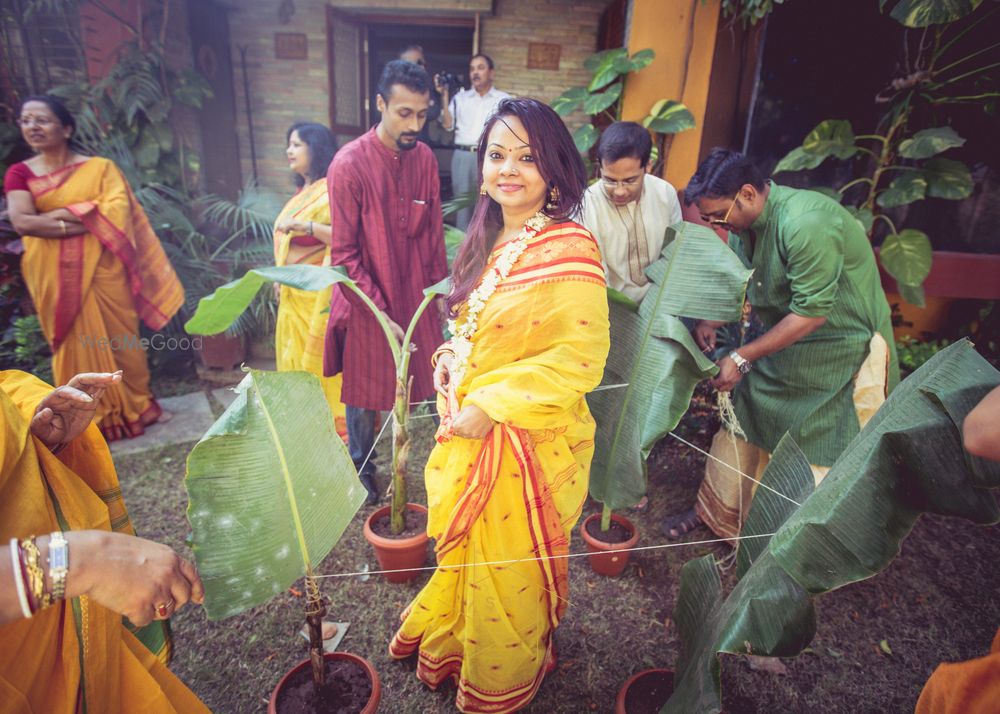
[
  {"xmin": 196, "ymin": 333, "xmax": 245, "ymax": 370},
  {"xmin": 579, "ymin": 512, "xmax": 639, "ymax": 577},
  {"xmin": 268, "ymin": 651, "xmax": 381, "ymax": 714},
  {"xmin": 615, "ymin": 668, "xmax": 674, "ymax": 714},
  {"xmin": 362, "ymin": 503, "xmax": 429, "ymax": 583}
]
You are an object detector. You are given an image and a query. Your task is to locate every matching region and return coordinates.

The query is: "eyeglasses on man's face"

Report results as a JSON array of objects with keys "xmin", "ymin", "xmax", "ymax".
[
  {"xmin": 600, "ymin": 175, "xmax": 643, "ymax": 190},
  {"xmin": 700, "ymin": 194, "xmax": 740, "ymax": 226}
]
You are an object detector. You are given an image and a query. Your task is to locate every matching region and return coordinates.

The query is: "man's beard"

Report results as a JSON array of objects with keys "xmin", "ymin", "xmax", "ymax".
[{"xmin": 397, "ymin": 133, "xmax": 420, "ymax": 151}]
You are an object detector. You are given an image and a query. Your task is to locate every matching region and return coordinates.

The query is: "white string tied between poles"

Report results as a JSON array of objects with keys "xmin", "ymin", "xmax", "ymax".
[{"xmin": 335, "ymin": 381, "xmax": 805, "ymax": 582}]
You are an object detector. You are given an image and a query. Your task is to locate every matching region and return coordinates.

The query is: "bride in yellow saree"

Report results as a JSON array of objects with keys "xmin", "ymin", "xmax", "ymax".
[
  {"xmin": 5, "ymin": 96, "xmax": 183, "ymax": 442},
  {"xmin": 273, "ymin": 123, "xmax": 346, "ymax": 436},
  {"xmin": 390, "ymin": 98, "xmax": 610, "ymax": 713}
]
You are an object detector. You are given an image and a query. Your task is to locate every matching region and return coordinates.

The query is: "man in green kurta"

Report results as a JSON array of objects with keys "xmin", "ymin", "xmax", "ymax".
[{"xmin": 663, "ymin": 148, "xmax": 899, "ymax": 541}]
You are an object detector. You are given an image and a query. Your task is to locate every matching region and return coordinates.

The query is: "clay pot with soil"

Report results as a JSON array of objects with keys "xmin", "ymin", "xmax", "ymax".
[
  {"xmin": 580, "ymin": 512, "xmax": 639, "ymax": 577},
  {"xmin": 196, "ymin": 332, "xmax": 245, "ymax": 370},
  {"xmin": 615, "ymin": 668, "xmax": 674, "ymax": 714},
  {"xmin": 269, "ymin": 651, "xmax": 381, "ymax": 714},
  {"xmin": 363, "ymin": 503, "xmax": 429, "ymax": 583}
]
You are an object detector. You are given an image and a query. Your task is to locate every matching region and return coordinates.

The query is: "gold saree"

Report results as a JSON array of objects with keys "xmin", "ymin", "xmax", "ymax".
[
  {"xmin": 19, "ymin": 158, "xmax": 184, "ymax": 441},
  {"xmin": 0, "ymin": 370, "xmax": 207, "ymax": 714},
  {"xmin": 389, "ymin": 223, "xmax": 610, "ymax": 713},
  {"xmin": 273, "ymin": 179, "xmax": 346, "ymax": 436}
]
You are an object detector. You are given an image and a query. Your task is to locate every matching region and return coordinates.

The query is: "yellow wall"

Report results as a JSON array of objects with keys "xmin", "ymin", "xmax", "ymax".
[{"xmin": 620, "ymin": 0, "xmax": 721, "ymax": 188}]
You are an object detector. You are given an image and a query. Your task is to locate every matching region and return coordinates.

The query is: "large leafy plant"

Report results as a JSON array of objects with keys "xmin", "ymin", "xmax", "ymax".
[
  {"xmin": 588, "ymin": 221, "xmax": 752, "ymax": 529},
  {"xmin": 186, "ymin": 368, "xmax": 365, "ymax": 690},
  {"xmin": 185, "ymin": 264, "xmax": 450, "ymax": 535},
  {"xmin": 663, "ymin": 339, "xmax": 1000, "ymax": 713},
  {"xmin": 551, "ymin": 48, "xmax": 696, "ymax": 170},
  {"xmin": 773, "ymin": 0, "xmax": 998, "ymax": 307}
]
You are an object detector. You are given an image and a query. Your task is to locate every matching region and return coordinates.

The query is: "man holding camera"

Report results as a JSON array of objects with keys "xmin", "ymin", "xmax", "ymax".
[{"xmin": 437, "ymin": 53, "xmax": 510, "ymax": 230}]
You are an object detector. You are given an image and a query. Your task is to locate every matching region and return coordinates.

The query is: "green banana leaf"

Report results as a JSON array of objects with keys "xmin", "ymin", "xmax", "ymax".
[
  {"xmin": 184, "ymin": 264, "xmax": 350, "ymax": 336},
  {"xmin": 665, "ymin": 340, "xmax": 1000, "ymax": 713},
  {"xmin": 186, "ymin": 369, "xmax": 365, "ymax": 620},
  {"xmin": 588, "ymin": 221, "xmax": 752, "ymax": 511}
]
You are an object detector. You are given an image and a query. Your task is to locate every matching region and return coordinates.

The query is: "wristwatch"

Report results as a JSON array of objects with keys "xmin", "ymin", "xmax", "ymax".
[
  {"xmin": 728, "ymin": 350, "xmax": 752, "ymax": 375},
  {"xmin": 47, "ymin": 531, "xmax": 69, "ymax": 601}
]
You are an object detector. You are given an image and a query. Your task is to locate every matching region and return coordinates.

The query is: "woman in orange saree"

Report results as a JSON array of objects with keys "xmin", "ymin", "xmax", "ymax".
[
  {"xmin": 0, "ymin": 369, "xmax": 208, "ymax": 713},
  {"xmin": 389, "ymin": 99, "xmax": 610, "ymax": 713},
  {"xmin": 273, "ymin": 123, "xmax": 347, "ymax": 438},
  {"xmin": 5, "ymin": 96, "xmax": 183, "ymax": 442}
]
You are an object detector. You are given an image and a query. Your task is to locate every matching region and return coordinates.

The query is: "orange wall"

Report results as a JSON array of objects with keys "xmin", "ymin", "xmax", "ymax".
[{"xmin": 620, "ymin": 0, "xmax": 721, "ymax": 188}]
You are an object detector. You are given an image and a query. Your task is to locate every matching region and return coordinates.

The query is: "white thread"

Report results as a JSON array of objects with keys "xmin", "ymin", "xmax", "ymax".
[
  {"xmin": 666, "ymin": 431, "xmax": 801, "ymax": 507},
  {"xmin": 355, "ymin": 414, "xmax": 393, "ymax": 478},
  {"xmin": 313, "ymin": 532, "xmax": 777, "ymax": 580}
]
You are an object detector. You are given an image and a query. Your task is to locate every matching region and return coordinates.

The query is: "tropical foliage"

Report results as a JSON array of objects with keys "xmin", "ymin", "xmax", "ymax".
[
  {"xmin": 665, "ymin": 339, "xmax": 1000, "ymax": 713},
  {"xmin": 551, "ymin": 48, "xmax": 696, "ymax": 170},
  {"xmin": 587, "ymin": 222, "xmax": 752, "ymax": 528},
  {"xmin": 186, "ymin": 368, "xmax": 365, "ymax": 688},
  {"xmin": 773, "ymin": 0, "xmax": 999, "ymax": 306},
  {"xmin": 184, "ymin": 264, "xmax": 451, "ymax": 535}
]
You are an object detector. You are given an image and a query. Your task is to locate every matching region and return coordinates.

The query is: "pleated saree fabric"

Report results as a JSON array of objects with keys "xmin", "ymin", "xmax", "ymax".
[{"xmin": 390, "ymin": 222, "xmax": 610, "ymax": 713}]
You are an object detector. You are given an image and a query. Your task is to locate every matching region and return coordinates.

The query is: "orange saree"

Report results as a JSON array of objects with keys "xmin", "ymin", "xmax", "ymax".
[
  {"xmin": 0, "ymin": 370, "xmax": 207, "ymax": 714},
  {"xmin": 19, "ymin": 157, "xmax": 183, "ymax": 441}
]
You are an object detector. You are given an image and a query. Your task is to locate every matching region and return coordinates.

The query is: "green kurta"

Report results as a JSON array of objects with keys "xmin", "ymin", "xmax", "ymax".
[{"xmin": 729, "ymin": 182, "xmax": 899, "ymax": 466}]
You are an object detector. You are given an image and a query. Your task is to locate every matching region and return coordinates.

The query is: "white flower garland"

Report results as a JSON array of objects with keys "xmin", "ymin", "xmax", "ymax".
[{"xmin": 448, "ymin": 211, "xmax": 549, "ymax": 389}]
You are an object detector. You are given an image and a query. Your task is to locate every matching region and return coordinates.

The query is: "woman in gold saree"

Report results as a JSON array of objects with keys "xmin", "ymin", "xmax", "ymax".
[
  {"xmin": 4, "ymin": 96, "xmax": 183, "ymax": 442},
  {"xmin": 389, "ymin": 98, "xmax": 610, "ymax": 713},
  {"xmin": 273, "ymin": 122, "xmax": 347, "ymax": 438},
  {"xmin": 0, "ymin": 369, "xmax": 207, "ymax": 712}
]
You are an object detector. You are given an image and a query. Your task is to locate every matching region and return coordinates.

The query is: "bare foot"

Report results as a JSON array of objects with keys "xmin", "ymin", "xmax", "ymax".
[
  {"xmin": 322, "ymin": 621, "xmax": 338, "ymax": 640},
  {"xmin": 156, "ymin": 409, "xmax": 174, "ymax": 424}
]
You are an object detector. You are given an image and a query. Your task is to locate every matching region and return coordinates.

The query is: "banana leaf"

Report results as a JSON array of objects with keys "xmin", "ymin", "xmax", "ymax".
[
  {"xmin": 186, "ymin": 369, "xmax": 366, "ymax": 620},
  {"xmin": 665, "ymin": 340, "xmax": 1000, "ymax": 713},
  {"xmin": 588, "ymin": 221, "xmax": 752, "ymax": 511}
]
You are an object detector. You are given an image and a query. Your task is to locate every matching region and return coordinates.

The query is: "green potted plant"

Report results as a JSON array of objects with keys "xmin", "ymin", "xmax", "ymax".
[
  {"xmin": 185, "ymin": 368, "xmax": 377, "ymax": 712},
  {"xmin": 184, "ymin": 263, "xmax": 449, "ymax": 581},
  {"xmin": 660, "ymin": 341, "xmax": 1000, "ymax": 713},
  {"xmin": 585, "ymin": 221, "xmax": 751, "ymax": 576},
  {"xmin": 551, "ymin": 47, "xmax": 697, "ymax": 167}
]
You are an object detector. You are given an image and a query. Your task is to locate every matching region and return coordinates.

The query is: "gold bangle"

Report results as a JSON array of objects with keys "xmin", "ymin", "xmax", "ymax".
[
  {"xmin": 431, "ymin": 347, "xmax": 455, "ymax": 369},
  {"xmin": 20, "ymin": 537, "xmax": 52, "ymax": 610}
]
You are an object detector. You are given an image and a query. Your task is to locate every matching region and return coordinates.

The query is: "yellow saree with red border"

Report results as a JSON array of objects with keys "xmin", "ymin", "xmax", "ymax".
[
  {"xmin": 20, "ymin": 157, "xmax": 184, "ymax": 441},
  {"xmin": 389, "ymin": 222, "xmax": 610, "ymax": 713},
  {"xmin": 0, "ymin": 370, "xmax": 207, "ymax": 714},
  {"xmin": 273, "ymin": 179, "xmax": 346, "ymax": 437}
]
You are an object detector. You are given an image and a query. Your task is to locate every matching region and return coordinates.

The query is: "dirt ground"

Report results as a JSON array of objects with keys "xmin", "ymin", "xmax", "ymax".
[{"xmin": 118, "ymin": 381, "xmax": 1000, "ymax": 714}]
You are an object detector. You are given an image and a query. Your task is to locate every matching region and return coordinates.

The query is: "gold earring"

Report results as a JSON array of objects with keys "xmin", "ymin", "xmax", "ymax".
[
  {"xmin": 545, "ymin": 185, "xmax": 560, "ymax": 212},
  {"xmin": 479, "ymin": 183, "xmax": 487, "ymax": 196}
]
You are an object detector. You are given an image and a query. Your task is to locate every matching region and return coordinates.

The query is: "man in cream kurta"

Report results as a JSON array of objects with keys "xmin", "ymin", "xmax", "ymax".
[{"xmin": 577, "ymin": 121, "xmax": 683, "ymax": 303}]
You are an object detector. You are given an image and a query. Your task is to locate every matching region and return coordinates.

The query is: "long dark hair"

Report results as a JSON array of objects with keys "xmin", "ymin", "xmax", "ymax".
[
  {"xmin": 287, "ymin": 122, "xmax": 337, "ymax": 187},
  {"xmin": 448, "ymin": 97, "xmax": 587, "ymax": 314},
  {"xmin": 19, "ymin": 94, "xmax": 84, "ymax": 151}
]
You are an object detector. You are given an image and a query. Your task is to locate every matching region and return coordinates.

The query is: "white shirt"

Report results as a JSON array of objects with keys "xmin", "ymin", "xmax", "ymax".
[
  {"xmin": 448, "ymin": 86, "xmax": 511, "ymax": 147},
  {"xmin": 578, "ymin": 174, "xmax": 683, "ymax": 303}
]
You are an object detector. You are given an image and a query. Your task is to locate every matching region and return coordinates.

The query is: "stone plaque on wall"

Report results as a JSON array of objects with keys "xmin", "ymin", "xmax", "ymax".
[
  {"xmin": 527, "ymin": 43, "xmax": 561, "ymax": 71},
  {"xmin": 274, "ymin": 33, "xmax": 308, "ymax": 60}
]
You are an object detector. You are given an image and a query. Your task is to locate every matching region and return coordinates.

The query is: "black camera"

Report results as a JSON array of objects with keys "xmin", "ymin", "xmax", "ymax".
[{"xmin": 434, "ymin": 71, "xmax": 463, "ymax": 96}]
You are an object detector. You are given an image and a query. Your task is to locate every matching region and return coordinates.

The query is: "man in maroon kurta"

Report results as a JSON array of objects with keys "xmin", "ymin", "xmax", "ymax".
[{"xmin": 324, "ymin": 60, "xmax": 449, "ymax": 504}]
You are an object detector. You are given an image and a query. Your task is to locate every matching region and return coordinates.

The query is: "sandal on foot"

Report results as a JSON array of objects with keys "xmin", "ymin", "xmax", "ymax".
[
  {"xmin": 661, "ymin": 508, "xmax": 702, "ymax": 540},
  {"xmin": 627, "ymin": 495, "xmax": 649, "ymax": 513}
]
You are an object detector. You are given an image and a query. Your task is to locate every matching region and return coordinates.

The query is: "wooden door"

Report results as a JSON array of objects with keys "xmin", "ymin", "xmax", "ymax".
[{"xmin": 327, "ymin": 9, "xmax": 369, "ymax": 147}]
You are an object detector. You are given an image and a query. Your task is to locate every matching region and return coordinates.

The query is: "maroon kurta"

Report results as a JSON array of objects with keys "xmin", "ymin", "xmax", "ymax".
[{"xmin": 323, "ymin": 127, "xmax": 449, "ymax": 411}]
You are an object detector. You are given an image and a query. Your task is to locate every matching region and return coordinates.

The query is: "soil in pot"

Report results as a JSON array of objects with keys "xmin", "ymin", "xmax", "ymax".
[
  {"xmin": 369, "ymin": 506, "xmax": 427, "ymax": 538},
  {"xmin": 584, "ymin": 516, "xmax": 632, "ymax": 543},
  {"xmin": 622, "ymin": 669, "xmax": 674, "ymax": 714},
  {"xmin": 275, "ymin": 657, "xmax": 372, "ymax": 714}
]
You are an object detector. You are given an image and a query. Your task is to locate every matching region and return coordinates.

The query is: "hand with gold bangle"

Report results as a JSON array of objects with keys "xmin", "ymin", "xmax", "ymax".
[{"xmin": 2, "ymin": 530, "xmax": 205, "ymax": 627}]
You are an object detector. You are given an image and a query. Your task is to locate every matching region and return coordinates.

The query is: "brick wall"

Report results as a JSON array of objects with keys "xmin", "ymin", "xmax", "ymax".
[{"xmin": 227, "ymin": 0, "xmax": 610, "ymax": 195}]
